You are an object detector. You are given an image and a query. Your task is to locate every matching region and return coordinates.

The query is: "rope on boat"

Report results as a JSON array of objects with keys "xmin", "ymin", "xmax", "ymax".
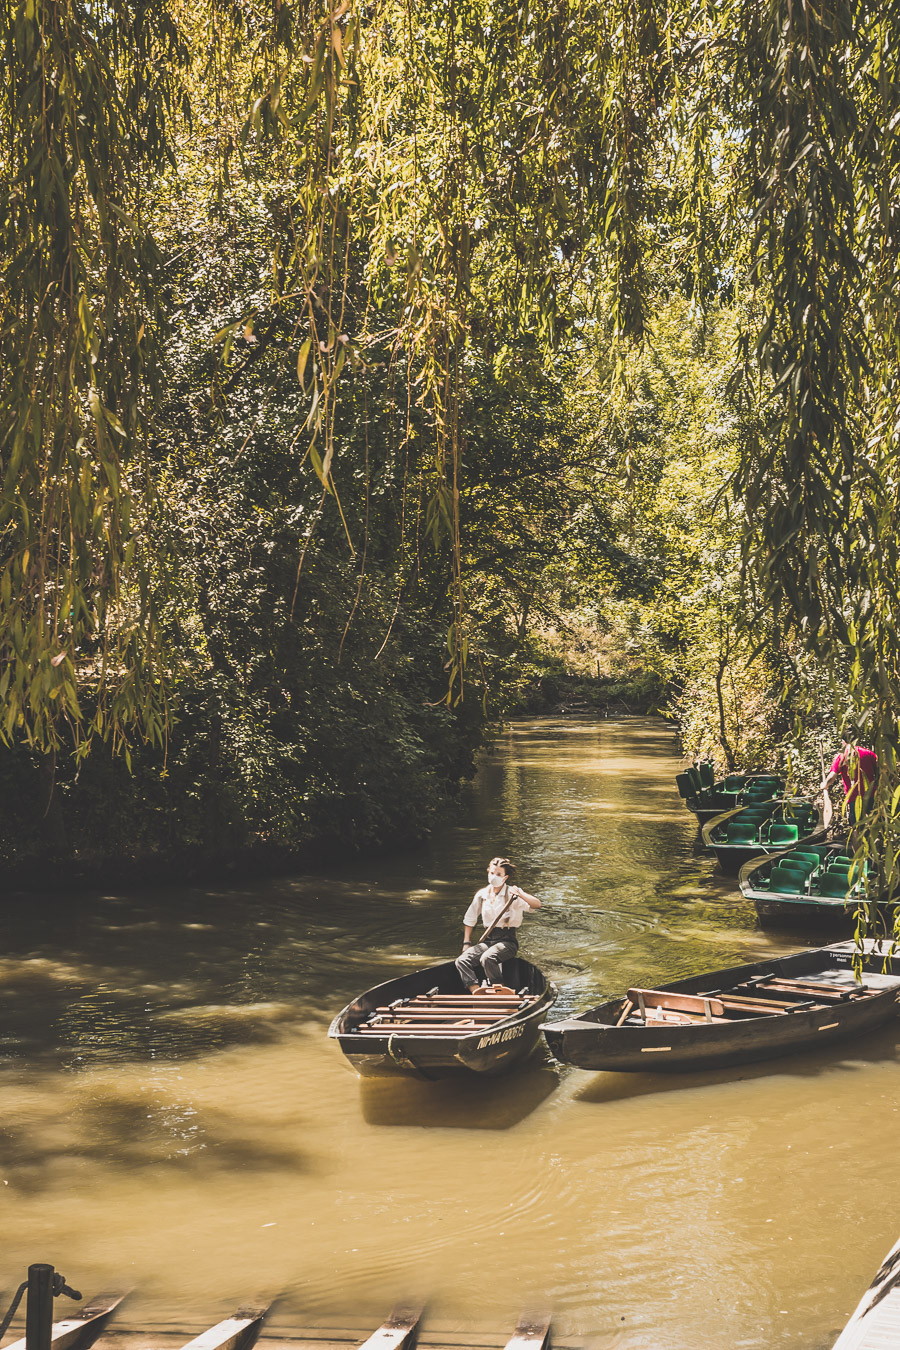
[{"xmin": 387, "ymin": 1034, "xmax": 433, "ymax": 1081}]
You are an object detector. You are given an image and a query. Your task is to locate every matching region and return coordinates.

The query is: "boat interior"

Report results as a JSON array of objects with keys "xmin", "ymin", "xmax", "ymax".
[
  {"xmin": 716, "ymin": 798, "xmax": 820, "ymax": 846},
  {"xmin": 676, "ymin": 764, "xmax": 784, "ymax": 809},
  {"xmin": 612, "ymin": 967, "xmax": 900, "ymax": 1028},
  {"xmin": 351, "ymin": 987, "xmax": 543, "ymax": 1036},
  {"xmin": 752, "ymin": 843, "xmax": 865, "ymax": 899}
]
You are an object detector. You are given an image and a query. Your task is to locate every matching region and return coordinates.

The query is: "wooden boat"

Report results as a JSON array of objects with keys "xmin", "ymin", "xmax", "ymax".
[
  {"xmin": 741, "ymin": 843, "xmax": 897, "ymax": 929},
  {"xmin": 675, "ymin": 763, "xmax": 785, "ymax": 825},
  {"xmin": 701, "ymin": 795, "xmax": 825, "ymax": 873},
  {"xmin": 329, "ymin": 957, "xmax": 558, "ymax": 1078},
  {"xmin": 739, "ymin": 840, "xmax": 864, "ymax": 927},
  {"xmin": 540, "ymin": 941, "xmax": 900, "ymax": 1073}
]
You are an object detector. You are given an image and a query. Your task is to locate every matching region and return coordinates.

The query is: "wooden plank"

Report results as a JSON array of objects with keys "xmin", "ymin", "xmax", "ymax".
[
  {"xmin": 379, "ymin": 1007, "xmax": 524, "ymax": 1015},
  {"xmin": 627, "ymin": 989, "xmax": 725, "ymax": 1018},
  {"xmin": 355, "ymin": 1028, "xmax": 474, "ymax": 1036},
  {"xmin": 356, "ymin": 1305, "xmax": 422, "ymax": 1350},
  {"xmin": 399, "ymin": 994, "xmax": 532, "ymax": 1001},
  {"xmin": 3, "ymin": 1293, "xmax": 128, "ymax": 1350},
  {"xmin": 390, "ymin": 1001, "xmax": 527, "ymax": 1009},
  {"xmin": 832, "ymin": 1235, "xmax": 900, "ymax": 1348},
  {"xmin": 503, "ymin": 1311, "xmax": 551, "ymax": 1350},
  {"xmin": 368, "ymin": 1009, "xmax": 509, "ymax": 1016},
  {"xmin": 757, "ymin": 979, "xmax": 865, "ymax": 999},
  {"xmin": 180, "ymin": 1307, "xmax": 270, "ymax": 1350}
]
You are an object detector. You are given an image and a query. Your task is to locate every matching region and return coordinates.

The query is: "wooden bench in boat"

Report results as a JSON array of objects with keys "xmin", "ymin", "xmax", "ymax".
[
  {"xmin": 354, "ymin": 991, "xmax": 539, "ymax": 1036},
  {"xmin": 734, "ymin": 977, "xmax": 870, "ymax": 1002},
  {"xmin": 621, "ymin": 986, "xmax": 830, "ymax": 1026},
  {"xmin": 619, "ymin": 969, "xmax": 890, "ymax": 1028},
  {"xmin": 626, "ymin": 989, "xmax": 725, "ymax": 1023}
]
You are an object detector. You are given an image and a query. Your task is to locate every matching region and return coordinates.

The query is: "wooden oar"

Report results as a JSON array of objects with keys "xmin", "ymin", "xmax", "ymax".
[
  {"xmin": 480, "ymin": 887, "xmax": 521, "ymax": 945},
  {"xmin": 819, "ymin": 740, "xmax": 835, "ymax": 830}
]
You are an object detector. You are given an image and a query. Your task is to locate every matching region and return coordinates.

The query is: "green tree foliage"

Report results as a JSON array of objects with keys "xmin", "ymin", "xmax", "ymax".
[
  {"xmin": 0, "ymin": 0, "xmax": 188, "ymax": 755},
  {"xmin": 3, "ymin": 0, "xmax": 900, "ymax": 881}
]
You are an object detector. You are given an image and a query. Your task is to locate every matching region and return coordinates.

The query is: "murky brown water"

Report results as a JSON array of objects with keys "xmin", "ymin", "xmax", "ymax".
[{"xmin": 1, "ymin": 717, "xmax": 898, "ymax": 1349}]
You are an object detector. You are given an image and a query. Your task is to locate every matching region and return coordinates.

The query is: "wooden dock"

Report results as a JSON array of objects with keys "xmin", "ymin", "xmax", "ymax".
[{"xmin": 0, "ymin": 1294, "xmax": 553, "ymax": 1350}]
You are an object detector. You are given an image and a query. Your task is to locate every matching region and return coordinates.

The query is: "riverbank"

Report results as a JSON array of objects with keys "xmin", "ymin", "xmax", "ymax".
[{"xmin": 0, "ymin": 669, "xmax": 667, "ymax": 892}]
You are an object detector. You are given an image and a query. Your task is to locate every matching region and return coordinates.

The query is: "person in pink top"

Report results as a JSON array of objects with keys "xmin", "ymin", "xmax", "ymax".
[{"xmin": 822, "ymin": 735, "xmax": 878, "ymax": 822}]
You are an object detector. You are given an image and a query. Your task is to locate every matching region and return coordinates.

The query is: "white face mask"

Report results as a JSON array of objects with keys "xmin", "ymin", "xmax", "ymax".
[{"xmin": 488, "ymin": 872, "xmax": 506, "ymax": 889}]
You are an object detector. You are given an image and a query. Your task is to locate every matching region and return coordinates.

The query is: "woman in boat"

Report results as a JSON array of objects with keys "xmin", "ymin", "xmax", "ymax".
[
  {"xmin": 822, "ymin": 734, "xmax": 878, "ymax": 824},
  {"xmin": 455, "ymin": 857, "xmax": 541, "ymax": 993}
]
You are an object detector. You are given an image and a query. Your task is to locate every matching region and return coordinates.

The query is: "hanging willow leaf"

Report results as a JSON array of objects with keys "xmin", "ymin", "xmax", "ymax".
[{"xmin": 0, "ymin": 0, "xmax": 189, "ymax": 756}]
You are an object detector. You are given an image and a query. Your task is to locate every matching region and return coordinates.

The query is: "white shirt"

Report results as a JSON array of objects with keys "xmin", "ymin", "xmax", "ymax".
[{"xmin": 463, "ymin": 885, "xmax": 529, "ymax": 930}]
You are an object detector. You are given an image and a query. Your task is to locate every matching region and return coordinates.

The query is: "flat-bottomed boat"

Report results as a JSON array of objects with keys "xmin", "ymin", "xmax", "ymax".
[
  {"xmin": 541, "ymin": 942, "xmax": 900, "ymax": 1073},
  {"xmin": 329, "ymin": 957, "xmax": 558, "ymax": 1077}
]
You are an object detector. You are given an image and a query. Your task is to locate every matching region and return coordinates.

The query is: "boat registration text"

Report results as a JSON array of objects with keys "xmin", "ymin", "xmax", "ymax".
[{"xmin": 477, "ymin": 1025, "xmax": 526, "ymax": 1049}]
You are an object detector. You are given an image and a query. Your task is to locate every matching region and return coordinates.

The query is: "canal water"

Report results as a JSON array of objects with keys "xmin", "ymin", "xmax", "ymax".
[{"xmin": 1, "ymin": 717, "xmax": 897, "ymax": 1349}]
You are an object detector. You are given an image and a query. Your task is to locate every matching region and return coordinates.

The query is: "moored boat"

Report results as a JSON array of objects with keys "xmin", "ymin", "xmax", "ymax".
[
  {"xmin": 675, "ymin": 763, "xmax": 785, "ymax": 825},
  {"xmin": 701, "ymin": 795, "xmax": 825, "ymax": 874},
  {"xmin": 740, "ymin": 844, "xmax": 897, "ymax": 929},
  {"xmin": 329, "ymin": 957, "xmax": 558, "ymax": 1078},
  {"xmin": 739, "ymin": 841, "xmax": 865, "ymax": 927},
  {"xmin": 540, "ymin": 942, "xmax": 900, "ymax": 1073}
]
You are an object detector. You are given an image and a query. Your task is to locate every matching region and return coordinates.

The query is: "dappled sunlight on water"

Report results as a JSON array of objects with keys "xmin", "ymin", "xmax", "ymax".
[{"xmin": 1, "ymin": 717, "xmax": 897, "ymax": 1350}]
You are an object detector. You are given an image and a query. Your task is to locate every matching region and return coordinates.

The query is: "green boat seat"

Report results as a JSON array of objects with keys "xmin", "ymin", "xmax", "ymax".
[
  {"xmin": 698, "ymin": 762, "xmax": 715, "ymax": 789},
  {"xmin": 727, "ymin": 820, "xmax": 760, "ymax": 843},
  {"xmin": 776, "ymin": 857, "xmax": 815, "ymax": 876},
  {"xmin": 826, "ymin": 862, "xmax": 865, "ymax": 881},
  {"xmin": 724, "ymin": 775, "xmax": 745, "ymax": 792},
  {"xmin": 768, "ymin": 823, "xmax": 800, "ymax": 844},
  {"xmin": 789, "ymin": 851, "xmax": 821, "ymax": 866},
  {"xmin": 817, "ymin": 873, "xmax": 852, "ymax": 898},
  {"xmin": 770, "ymin": 867, "xmax": 806, "ymax": 894},
  {"xmin": 825, "ymin": 867, "xmax": 853, "ymax": 883},
  {"xmin": 687, "ymin": 767, "xmax": 702, "ymax": 793},
  {"xmin": 675, "ymin": 772, "xmax": 693, "ymax": 798}
]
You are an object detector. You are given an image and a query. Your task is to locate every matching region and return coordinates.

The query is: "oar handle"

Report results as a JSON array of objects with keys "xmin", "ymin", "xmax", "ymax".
[{"xmin": 818, "ymin": 740, "xmax": 835, "ymax": 829}]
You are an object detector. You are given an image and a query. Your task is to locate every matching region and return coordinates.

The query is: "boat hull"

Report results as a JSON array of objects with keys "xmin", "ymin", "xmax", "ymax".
[
  {"xmin": 754, "ymin": 895, "xmax": 855, "ymax": 927},
  {"xmin": 329, "ymin": 958, "xmax": 558, "ymax": 1078},
  {"xmin": 541, "ymin": 947, "xmax": 900, "ymax": 1073}
]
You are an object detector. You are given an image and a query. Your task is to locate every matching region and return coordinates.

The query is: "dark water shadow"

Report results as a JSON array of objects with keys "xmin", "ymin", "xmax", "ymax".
[
  {"xmin": 358, "ymin": 1062, "xmax": 559, "ymax": 1129},
  {"xmin": 0, "ymin": 1091, "xmax": 315, "ymax": 1194},
  {"xmin": 569, "ymin": 1018, "xmax": 900, "ymax": 1104}
]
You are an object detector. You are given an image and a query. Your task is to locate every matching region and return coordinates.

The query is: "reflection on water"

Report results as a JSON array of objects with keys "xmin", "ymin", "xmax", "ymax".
[
  {"xmin": 359, "ymin": 1066, "xmax": 560, "ymax": 1130},
  {"xmin": 0, "ymin": 718, "xmax": 896, "ymax": 1350}
]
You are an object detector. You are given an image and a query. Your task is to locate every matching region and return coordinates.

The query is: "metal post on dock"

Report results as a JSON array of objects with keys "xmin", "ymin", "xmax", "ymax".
[{"xmin": 25, "ymin": 1264, "xmax": 55, "ymax": 1350}]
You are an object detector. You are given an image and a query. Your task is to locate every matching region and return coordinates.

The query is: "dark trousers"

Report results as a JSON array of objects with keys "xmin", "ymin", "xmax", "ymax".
[{"xmin": 455, "ymin": 935, "xmax": 518, "ymax": 988}]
